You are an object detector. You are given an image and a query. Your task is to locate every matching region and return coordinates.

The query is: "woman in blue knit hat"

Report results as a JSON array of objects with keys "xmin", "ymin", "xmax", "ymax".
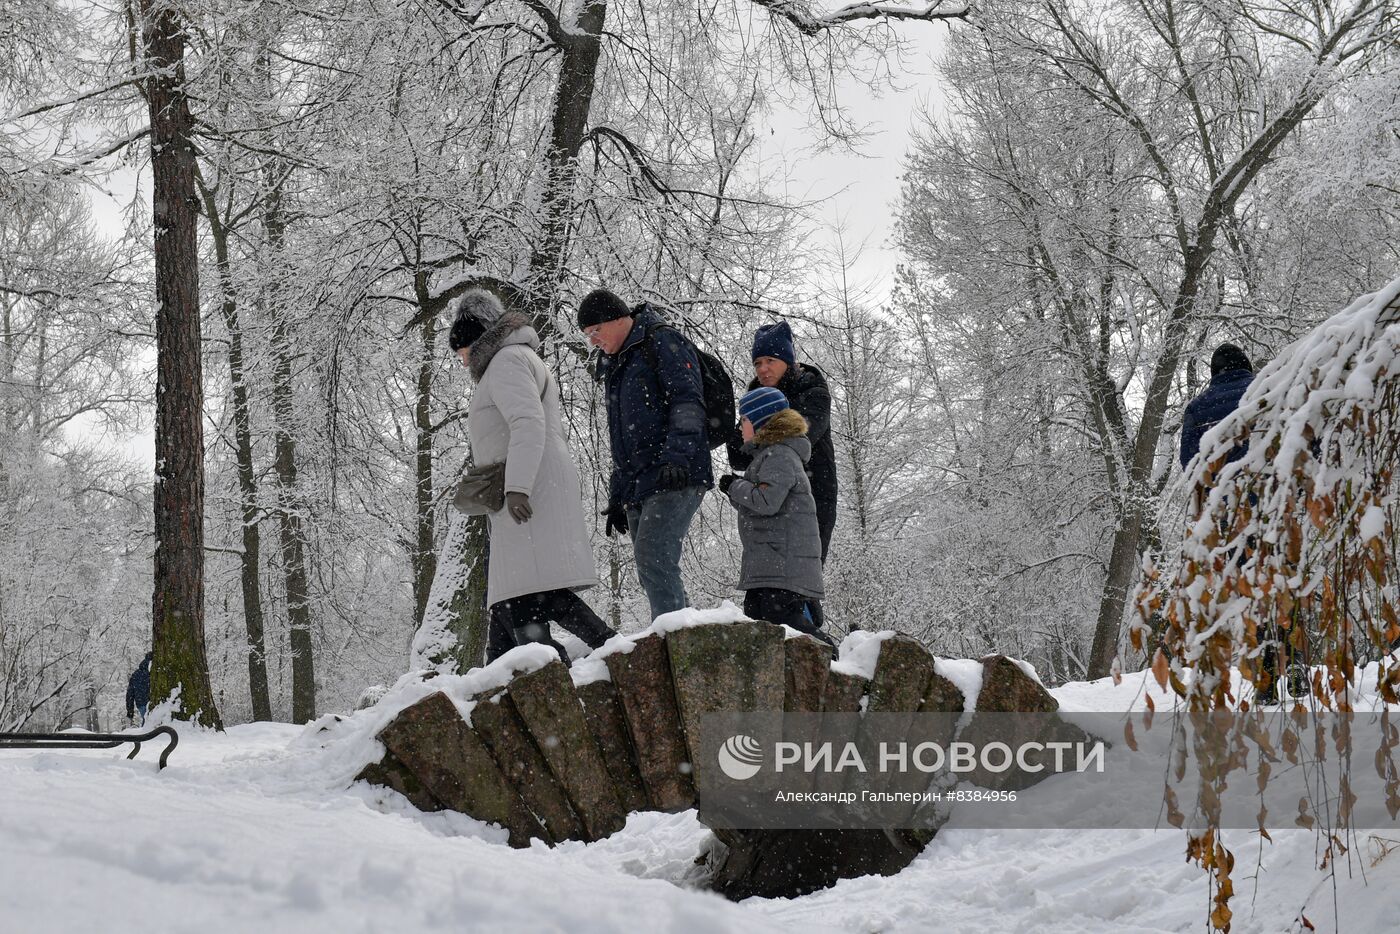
[
  {"xmin": 718, "ymin": 387, "xmax": 832, "ymax": 645},
  {"xmin": 728, "ymin": 320, "xmax": 839, "ymax": 564}
]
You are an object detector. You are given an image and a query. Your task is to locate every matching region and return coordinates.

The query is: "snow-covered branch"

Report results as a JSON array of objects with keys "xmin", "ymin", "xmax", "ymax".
[{"xmin": 748, "ymin": 0, "xmax": 969, "ymax": 35}]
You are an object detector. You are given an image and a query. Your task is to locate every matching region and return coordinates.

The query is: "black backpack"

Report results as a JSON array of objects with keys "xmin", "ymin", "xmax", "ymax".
[{"xmin": 638, "ymin": 316, "xmax": 736, "ymax": 450}]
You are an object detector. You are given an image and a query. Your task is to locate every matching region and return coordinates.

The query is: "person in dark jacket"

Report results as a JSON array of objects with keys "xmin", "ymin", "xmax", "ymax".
[
  {"xmin": 1180, "ymin": 342, "xmax": 1307, "ymax": 704},
  {"xmin": 580, "ymin": 288, "xmax": 713, "ymax": 620},
  {"xmin": 727, "ymin": 321, "xmax": 838, "ymax": 562},
  {"xmin": 718, "ymin": 388, "xmax": 832, "ymax": 645},
  {"xmin": 126, "ymin": 652, "xmax": 152, "ymax": 725},
  {"xmin": 1179, "ymin": 342, "xmax": 1255, "ymax": 470}
]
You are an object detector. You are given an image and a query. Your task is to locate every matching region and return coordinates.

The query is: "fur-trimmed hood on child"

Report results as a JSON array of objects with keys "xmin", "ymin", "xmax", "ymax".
[{"xmin": 747, "ymin": 408, "xmax": 811, "ymax": 458}]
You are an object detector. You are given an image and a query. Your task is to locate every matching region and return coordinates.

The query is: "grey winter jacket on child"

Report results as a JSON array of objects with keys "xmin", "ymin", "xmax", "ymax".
[{"xmin": 725, "ymin": 408, "xmax": 825, "ymax": 600}]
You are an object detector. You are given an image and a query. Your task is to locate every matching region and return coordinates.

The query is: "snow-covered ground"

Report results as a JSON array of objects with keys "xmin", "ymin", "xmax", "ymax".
[{"xmin": 4, "ymin": 668, "xmax": 1398, "ymax": 934}]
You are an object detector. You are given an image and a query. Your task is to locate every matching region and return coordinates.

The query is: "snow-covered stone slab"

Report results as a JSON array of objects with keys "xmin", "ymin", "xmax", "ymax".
[
  {"xmin": 668, "ymin": 621, "xmax": 786, "ymax": 793},
  {"xmin": 604, "ymin": 633, "xmax": 695, "ymax": 812},
  {"xmin": 507, "ymin": 660, "xmax": 625, "ymax": 841},
  {"xmin": 353, "ymin": 748, "xmax": 442, "ymax": 813},
  {"xmin": 976, "ymin": 655, "xmax": 1058, "ymax": 713},
  {"xmin": 956, "ymin": 655, "xmax": 1094, "ymax": 792},
  {"xmin": 576, "ymin": 679, "xmax": 649, "ymax": 815},
  {"xmin": 818, "ymin": 669, "xmax": 869, "ymax": 713},
  {"xmin": 471, "ymin": 687, "xmax": 583, "ymax": 845},
  {"xmin": 866, "ymin": 634, "xmax": 940, "ymax": 713},
  {"xmin": 376, "ymin": 691, "xmax": 544, "ymax": 847}
]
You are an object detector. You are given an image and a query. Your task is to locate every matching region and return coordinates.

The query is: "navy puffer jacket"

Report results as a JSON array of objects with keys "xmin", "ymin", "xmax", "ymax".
[
  {"xmin": 1180, "ymin": 368, "xmax": 1254, "ymax": 469},
  {"xmin": 599, "ymin": 307, "xmax": 713, "ymax": 508}
]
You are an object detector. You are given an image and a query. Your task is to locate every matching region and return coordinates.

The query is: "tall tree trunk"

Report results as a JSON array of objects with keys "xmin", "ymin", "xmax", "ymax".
[
  {"xmin": 200, "ymin": 183, "xmax": 273, "ymax": 722},
  {"xmin": 414, "ymin": 512, "xmax": 489, "ymax": 672},
  {"xmin": 1086, "ymin": 261, "xmax": 1207, "ymax": 679},
  {"xmin": 141, "ymin": 0, "xmax": 221, "ymax": 728},
  {"xmin": 521, "ymin": 0, "xmax": 608, "ymax": 325},
  {"xmin": 410, "ymin": 270, "xmax": 437, "ymax": 628},
  {"xmin": 262, "ymin": 175, "xmax": 316, "ymax": 724}
]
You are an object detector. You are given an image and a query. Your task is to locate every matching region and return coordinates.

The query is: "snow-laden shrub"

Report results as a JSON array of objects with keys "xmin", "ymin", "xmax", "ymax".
[
  {"xmin": 1132, "ymin": 277, "xmax": 1400, "ymax": 930},
  {"xmin": 1136, "ymin": 277, "xmax": 1400, "ymax": 709}
]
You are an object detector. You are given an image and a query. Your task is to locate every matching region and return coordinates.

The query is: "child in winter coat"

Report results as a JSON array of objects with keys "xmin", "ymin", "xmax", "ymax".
[{"xmin": 719, "ymin": 387, "xmax": 832, "ymax": 645}]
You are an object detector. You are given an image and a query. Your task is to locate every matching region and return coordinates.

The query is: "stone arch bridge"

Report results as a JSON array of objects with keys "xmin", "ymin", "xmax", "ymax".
[{"xmin": 356, "ymin": 620, "xmax": 1080, "ymax": 899}]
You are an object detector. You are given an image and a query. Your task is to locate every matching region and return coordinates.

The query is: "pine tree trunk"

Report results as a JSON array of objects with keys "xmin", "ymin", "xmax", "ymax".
[
  {"xmin": 141, "ymin": 0, "xmax": 221, "ymax": 729},
  {"xmin": 200, "ymin": 185, "xmax": 273, "ymax": 722},
  {"xmin": 262, "ymin": 176, "xmax": 316, "ymax": 724}
]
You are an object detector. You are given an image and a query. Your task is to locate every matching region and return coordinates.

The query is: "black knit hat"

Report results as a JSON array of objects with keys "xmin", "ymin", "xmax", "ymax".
[
  {"xmin": 448, "ymin": 289, "xmax": 504, "ymax": 350},
  {"xmin": 1210, "ymin": 342, "xmax": 1252, "ymax": 377},
  {"xmin": 577, "ymin": 288, "xmax": 631, "ymax": 329}
]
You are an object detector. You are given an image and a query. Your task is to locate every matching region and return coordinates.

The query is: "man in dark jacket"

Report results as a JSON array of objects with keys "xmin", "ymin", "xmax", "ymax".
[
  {"xmin": 1180, "ymin": 343, "xmax": 1306, "ymax": 704},
  {"xmin": 126, "ymin": 652, "xmax": 152, "ymax": 725},
  {"xmin": 580, "ymin": 289, "xmax": 713, "ymax": 620},
  {"xmin": 728, "ymin": 321, "xmax": 839, "ymax": 561},
  {"xmin": 1179, "ymin": 342, "xmax": 1255, "ymax": 470}
]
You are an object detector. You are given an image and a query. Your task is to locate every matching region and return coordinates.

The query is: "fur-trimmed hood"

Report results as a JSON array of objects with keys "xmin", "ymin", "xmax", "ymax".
[
  {"xmin": 753, "ymin": 407, "xmax": 808, "ymax": 444},
  {"xmin": 746, "ymin": 408, "xmax": 811, "ymax": 462},
  {"xmin": 468, "ymin": 312, "xmax": 536, "ymax": 382}
]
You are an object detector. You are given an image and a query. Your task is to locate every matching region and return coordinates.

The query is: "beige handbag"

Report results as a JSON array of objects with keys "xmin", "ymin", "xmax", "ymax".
[{"xmin": 451, "ymin": 462, "xmax": 507, "ymax": 516}]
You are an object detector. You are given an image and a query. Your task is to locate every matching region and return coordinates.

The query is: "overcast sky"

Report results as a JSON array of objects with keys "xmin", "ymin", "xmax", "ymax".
[{"xmin": 751, "ymin": 28, "xmax": 949, "ymax": 309}]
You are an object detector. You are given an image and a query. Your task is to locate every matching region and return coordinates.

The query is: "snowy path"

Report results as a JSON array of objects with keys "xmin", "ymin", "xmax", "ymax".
[
  {"xmin": 1, "ymin": 726, "xmax": 795, "ymax": 934},
  {"xmin": 4, "ymin": 672, "xmax": 1397, "ymax": 933}
]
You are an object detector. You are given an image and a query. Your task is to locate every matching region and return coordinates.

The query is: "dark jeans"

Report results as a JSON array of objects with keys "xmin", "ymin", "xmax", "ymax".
[
  {"xmin": 487, "ymin": 588, "xmax": 615, "ymax": 665},
  {"xmin": 626, "ymin": 485, "xmax": 705, "ymax": 620},
  {"xmin": 744, "ymin": 588, "xmax": 834, "ymax": 647}
]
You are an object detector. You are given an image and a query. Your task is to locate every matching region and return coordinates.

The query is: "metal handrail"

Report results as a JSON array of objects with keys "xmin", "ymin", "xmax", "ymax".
[{"xmin": 0, "ymin": 725, "xmax": 179, "ymax": 769}]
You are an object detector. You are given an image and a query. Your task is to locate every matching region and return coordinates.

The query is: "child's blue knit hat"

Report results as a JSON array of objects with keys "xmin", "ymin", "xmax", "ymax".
[{"xmin": 738, "ymin": 386, "xmax": 789, "ymax": 430}]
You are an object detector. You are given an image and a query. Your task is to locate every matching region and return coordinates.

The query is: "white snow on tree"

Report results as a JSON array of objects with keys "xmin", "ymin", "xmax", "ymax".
[
  {"xmin": 1137, "ymin": 277, "xmax": 1400, "ymax": 707},
  {"xmin": 410, "ymin": 512, "xmax": 488, "ymax": 674}
]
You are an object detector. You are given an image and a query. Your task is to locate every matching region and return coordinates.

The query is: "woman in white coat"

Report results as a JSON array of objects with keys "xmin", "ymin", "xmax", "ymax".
[{"xmin": 448, "ymin": 289, "xmax": 614, "ymax": 662}]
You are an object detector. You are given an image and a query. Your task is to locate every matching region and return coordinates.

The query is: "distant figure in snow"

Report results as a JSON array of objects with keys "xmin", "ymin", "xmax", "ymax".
[
  {"xmin": 1179, "ymin": 342, "xmax": 1255, "ymax": 470},
  {"xmin": 1179, "ymin": 342, "xmax": 1307, "ymax": 704},
  {"xmin": 126, "ymin": 652, "xmax": 152, "ymax": 725},
  {"xmin": 579, "ymin": 288, "xmax": 712, "ymax": 620},
  {"xmin": 719, "ymin": 388, "xmax": 833, "ymax": 646},
  {"xmin": 449, "ymin": 288, "xmax": 615, "ymax": 664}
]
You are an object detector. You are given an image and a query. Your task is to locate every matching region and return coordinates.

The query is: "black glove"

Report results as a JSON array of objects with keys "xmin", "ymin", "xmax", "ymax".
[
  {"xmin": 506, "ymin": 491, "xmax": 533, "ymax": 524},
  {"xmin": 718, "ymin": 473, "xmax": 738, "ymax": 494},
  {"xmin": 603, "ymin": 505, "xmax": 629, "ymax": 538},
  {"xmin": 657, "ymin": 464, "xmax": 689, "ymax": 491}
]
